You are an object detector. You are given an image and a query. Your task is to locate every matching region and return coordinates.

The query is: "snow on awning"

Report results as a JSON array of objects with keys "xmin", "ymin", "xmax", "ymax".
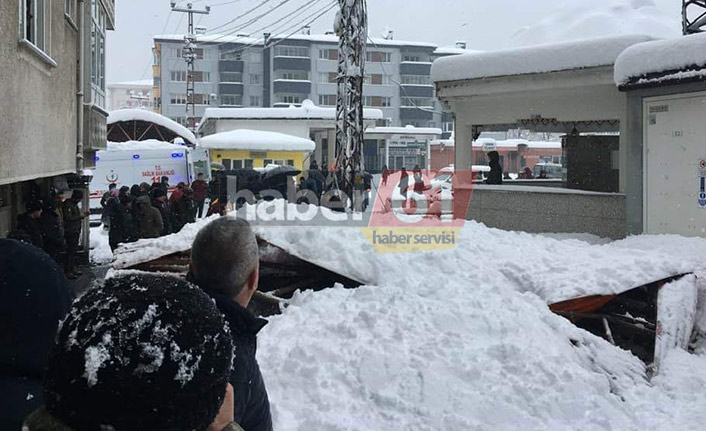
[
  {"xmin": 614, "ymin": 33, "xmax": 706, "ymax": 89},
  {"xmin": 107, "ymin": 109, "xmax": 196, "ymax": 145},
  {"xmin": 365, "ymin": 125, "xmax": 442, "ymax": 137},
  {"xmin": 106, "ymin": 140, "xmax": 186, "ymax": 152},
  {"xmin": 431, "ymin": 34, "xmax": 655, "ymax": 83},
  {"xmin": 198, "ymin": 129, "xmax": 316, "ymax": 152}
]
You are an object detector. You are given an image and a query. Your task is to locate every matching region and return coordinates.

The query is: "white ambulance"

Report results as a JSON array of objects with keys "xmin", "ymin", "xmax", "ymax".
[{"xmin": 89, "ymin": 140, "xmax": 211, "ymax": 210}]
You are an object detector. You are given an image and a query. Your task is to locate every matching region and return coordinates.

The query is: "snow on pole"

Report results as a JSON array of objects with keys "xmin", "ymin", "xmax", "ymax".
[{"xmin": 334, "ymin": 0, "xmax": 367, "ymax": 209}]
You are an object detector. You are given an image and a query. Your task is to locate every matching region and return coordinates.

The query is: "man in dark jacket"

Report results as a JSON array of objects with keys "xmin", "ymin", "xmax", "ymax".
[
  {"xmin": 486, "ymin": 151, "xmax": 503, "ymax": 185},
  {"xmin": 41, "ymin": 197, "xmax": 65, "ymax": 263},
  {"xmin": 173, "ymin": 188, "xmax": 197, "ymax": 232},
  {"xmin": 100, "ymin": 183, "xmax": 117, "ymax": 227},
  {"xmin": 16, "ymin": 200, "xmax": 44, "ymax": 249},
  {"xmin": 135, "ymin": 194, "xmax": 163, "ymax": 239},
  {"xmin": 151, "ymin": 189, "xmax": 173, "ymax": 236},
  {"xmin": 191, "ymin": 173, "xmax": 209, "ymax": 218},
  {"xmin": 61, "ymin": 190, "xmax": 87, "ymax": 279},
  {"xmin": 189, "ymin": 218, "xmax": 273, "ymax": 431},
  {"xmin": 0, "ymin": 239, "xmax": 74, "ymax": 431},
  {"xmin": 160, "ymin": 176, "xmax": 170, "ymax": 195},
  {"xmin": 106, "ymin": 192, "xmax": 131, "ymax": 252}
]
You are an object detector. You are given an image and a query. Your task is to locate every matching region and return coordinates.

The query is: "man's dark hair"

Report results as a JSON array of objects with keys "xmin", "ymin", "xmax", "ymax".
[
  {"xmin": 191, "ymin": 217, "xmax": 259, "ymax": 298},
  {"xmin": 198, "ymin": 172, "xmax": 204, "ymax": 177},
  {"xmin": 108, "ymin": 183, "xmax": 117, "ymax": 190},
  {"xmin": 70, "ymin": 190, "xmax": 83, "ymax": 200}
]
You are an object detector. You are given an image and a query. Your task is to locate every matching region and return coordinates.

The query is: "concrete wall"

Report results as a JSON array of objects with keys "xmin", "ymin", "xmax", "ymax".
[
  {"xmin": 465, "ymin": 185, "xmax": 626, "ymax": 239},
  {"xmin": 0, "ymin": 0, "xmax": 79, "ymax": 185}
]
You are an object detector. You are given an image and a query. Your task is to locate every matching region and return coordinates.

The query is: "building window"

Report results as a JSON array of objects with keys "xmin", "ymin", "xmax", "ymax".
[
  {"xmin": 91, "ymin": 0, "xmax": 107, "ymax": 108},
  {"xmin": 442, "ymin": 122, "xmax": 454, "ymax": 133},
  {"xmin": 264, "ymin": 159, "xmax": 295, "ymax": 167},
  {"xmin": 363, "ymin": 96, "xmax": 391, "ymax": 107},
  {"xmin": 250, "ymin": 74, "xmax": 261, "ymax": 85},
  {"xmin": 375, "ymin": 118, "xmax": 390, "ymax": 127},
  {"xmin": 250, "ymin": 96, "xmax": 261, "ymax": 106},
  {"xmin": 193, "ymin": 71, "xmax": 210, "ymax": 82},
  {"xmin": 22, "ymin": 0, "xmax": 49, "ymax": 54},
  {"xmin": 171, "ymin": 94, "xmax": 187, "ymax": 105},
  {"xmin": 278, "ymin": 94, "xmax": 306, "ymax": 105},
  {"xmin": 400, "ymin": 75, "xmax": 432, "ymax": 86},
  {"xmin": 366, "ymin": 51, "xmax": 391, "ymax": 63},
  {"xmin": 223, "ymin": 159, "xmax": 254, "ymax": 169},
  {"xmin": 221, "ymin": 94, "xmax": 242, "ymax": 106},
  {"xmin": 428, "ymin": 121, "xmax": 436, "ymax": 128},
  {"xmin": 364, "ymin": 74, "xmax": 389, "ymax": 85},
  {"xmin": 220, "ymin": 50, "xmax": 242, "ymax": 60},
  {"xmin": 274, "ymin": 46, "xmax": 309, "ymax": 58},
  {"xmin": 319, "ymin": 49, "xmax": 338, "ymax": 60},
  {"xmin": 220, "ymin": 72, "xmax": 243, "ymax": 83},
  {"xmin": 403, "ymin": 55, "xmax": 429, "ymax": 62},
  {"xmin": 318, "ymin": 94, "xmax": 336, "ymax": 106},
  {"xmin": 279, "ymin": 71, "xmax": 309, "ymax": 81},
  {"xmin": 401, "ymin": 97, "xmax": 434, "ymax": 107},
  {"xmin": 319, "ymin": 72, "xmax": 337, "ymax": 83},
  {"xmin": 171, "ymin": 70, "xmax": 187, "ymax": 82}
]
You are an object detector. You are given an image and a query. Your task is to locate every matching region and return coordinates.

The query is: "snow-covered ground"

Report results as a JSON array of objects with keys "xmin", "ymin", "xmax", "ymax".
[{"xmin": 91, "ymin": 218, "xmax": 706, "ymax": 431}]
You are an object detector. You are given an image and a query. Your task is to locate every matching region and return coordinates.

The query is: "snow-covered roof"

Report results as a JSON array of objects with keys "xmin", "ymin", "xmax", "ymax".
[
  {"xmin": 431, "ymin": 138, "xmax": 454, "ymax": 147},
  {"xmin": 434, "ymin": 46, "xmax": 483, "ymax": 56},
  {"xmin": 108, "ymin": 79, "xmax": 153, "ymax": 89},
  {"xmin": 614, "ymin": 33, "xmax": 706, "ymax": 87},
  {"xmin": 432, "ymin": 34, "xmax": 655, "ymax": 83},
  {"xmin": 510, "ymin": 0, "xmax": 680, "ymax": 48},
  {"xmin": 200, "ymin": 99, "xmax": 383, "ymax": 122},
  {"xmin": 198, "ymin": 129, "xmax": 315, "ymax": 152},
  {"xmin": 108, "ymin": 109, "xmax": 196, "ymax": 145},
  {"xmin": 365, "ymin": 125, "xmax": 442, "ymax": 136},
  {"xmin": 154, "ymin": 33, "xmax": 436, "ymax": 49},
  {"xmin": 106, "ymin": 140, "xmax": 186, "ymax": 152}
]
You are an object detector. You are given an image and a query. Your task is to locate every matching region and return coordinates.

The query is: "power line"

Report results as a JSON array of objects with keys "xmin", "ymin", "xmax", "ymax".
[
  {"xmin": 207, "ymin": 0, "xmax": 279, "ymax": 33},
  {"xmin": 213, "ymin": 0, "xmax": 330, "ymax": 57}
]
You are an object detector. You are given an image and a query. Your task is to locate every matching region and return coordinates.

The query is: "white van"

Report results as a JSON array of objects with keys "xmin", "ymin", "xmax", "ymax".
[{"xmin": 89, "ymin": 140, "xmax": 211, "ymax": 209}]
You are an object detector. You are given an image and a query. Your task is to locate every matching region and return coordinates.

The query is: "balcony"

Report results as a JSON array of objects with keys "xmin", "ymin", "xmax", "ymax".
[
  {"xmin": 219, "ymin": 83, "xmax": 244, "ymax": 95},
  {"xmin": 400, "ymin": 62, "xmax": 432, "ymax": 76},
  {"xmin": 219, "ymin": 60, "xmax": 244, "ymax": 73},
  {"xmin": 400, "ymin": 107, "xmax": 434, "ymax": 121},
  {"xmin": 103, "ymin": 0, "xmax": 116, "ymax": 30},
  {"xmin": 273, "ymin": 80, "xmax": 311, "ymax": 94},
  {"xmin": 399, "ymin": 85, "xmax": 434, "ymax": 98},
  {"xmin": 273, "ymin": 57, "xmax": 311, "ymax": 71}
]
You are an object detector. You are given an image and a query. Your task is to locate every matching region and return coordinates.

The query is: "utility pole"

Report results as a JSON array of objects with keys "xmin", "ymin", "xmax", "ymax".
[
  {"xmin": 171, "ymin": 2, "xmax": 210, "ymax": 133},
  {"xmin": 683, "ymin": 0, "xmax": 706, "ymax": 34},
  {"xmin": 334, "ymin": 0, "xmax": 367, "ymax": 210}
]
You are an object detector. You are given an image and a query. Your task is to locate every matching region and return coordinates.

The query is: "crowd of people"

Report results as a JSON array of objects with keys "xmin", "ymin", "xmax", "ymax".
[
  {"xmin": 11, "ymin": 189, "xmax": 88, "ymax": 279},
  {"xmin": 2, "ymin": 217, "xmax": 272, "ymax": 431},
  {"xmin": 101, "ymin": 173, "xmax": 209, "ymax": 251}
]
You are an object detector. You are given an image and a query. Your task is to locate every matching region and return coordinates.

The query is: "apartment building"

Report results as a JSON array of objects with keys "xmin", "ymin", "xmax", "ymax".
[
  {"xmin": 107, "ymin": 79, "xmax": 153, "ymax": 110},
  {"xmin": 0, "ymin": 0, "xmax": 116, "ymax": 242},
  {"xmin": 152, "ymin": 32, "xmax": 471, "ymax": 136}
]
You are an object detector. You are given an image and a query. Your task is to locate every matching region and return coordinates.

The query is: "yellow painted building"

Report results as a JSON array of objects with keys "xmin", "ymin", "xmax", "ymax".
[{"xmin": 198, "ymin": 129, "xmax": 316, "ymax": 171}]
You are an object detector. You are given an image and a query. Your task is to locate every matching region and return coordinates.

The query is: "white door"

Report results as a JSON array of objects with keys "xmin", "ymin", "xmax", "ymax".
[{"xmin": 645, "ymin": 92, "xmax": 706, "ymax": 237}]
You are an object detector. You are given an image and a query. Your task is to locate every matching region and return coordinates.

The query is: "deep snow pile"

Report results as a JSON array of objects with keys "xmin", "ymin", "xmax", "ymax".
[
  {"xmin": 511, "ymin": 0, "xmax": 680, "ymax": 47},
  {"xmin": 254, "ymin": 223, "xmax": 706, "ymax": 431}
]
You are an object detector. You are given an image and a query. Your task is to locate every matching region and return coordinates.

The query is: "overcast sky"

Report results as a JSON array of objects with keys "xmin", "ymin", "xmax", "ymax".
[{"xmin": 107, "ymin": 0, "xmax": 680, "ymax": 84}]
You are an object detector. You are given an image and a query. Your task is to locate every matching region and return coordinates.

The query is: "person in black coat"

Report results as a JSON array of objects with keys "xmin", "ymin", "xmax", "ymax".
[
  {"xmin": 189, "ymin": 218, "xmax": 273, "ymax": 431},
  {"xmin": 16, "ymin": 201, "xmax": 44, "ymax": 249},
  {"xmin": 151, "ymin": 189, "xmax": 173, "ymax": 236},
  {"xmin": 41, "ymin": 197, "xmax": 66, "ymax": 263},
  {"xmin": 0, "ymin": 239, "xmax": 73, "ymax": 431},
  {"xmin": 172, "ymin": 188, "xmax": 197, "ymax": 233},
  {"xmin": 486, "ymin": 151, "xmax": 504, "ymax": 185}
]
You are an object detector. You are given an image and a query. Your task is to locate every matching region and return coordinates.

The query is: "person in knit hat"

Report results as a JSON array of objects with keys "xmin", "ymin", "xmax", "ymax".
[
  {"xmin": 0, "ymin": 239, "xmax": 74, "ymax": 431},
  {"xmin": 24, "ymin": 274, "xmax": 236, "ymax": 431}
]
